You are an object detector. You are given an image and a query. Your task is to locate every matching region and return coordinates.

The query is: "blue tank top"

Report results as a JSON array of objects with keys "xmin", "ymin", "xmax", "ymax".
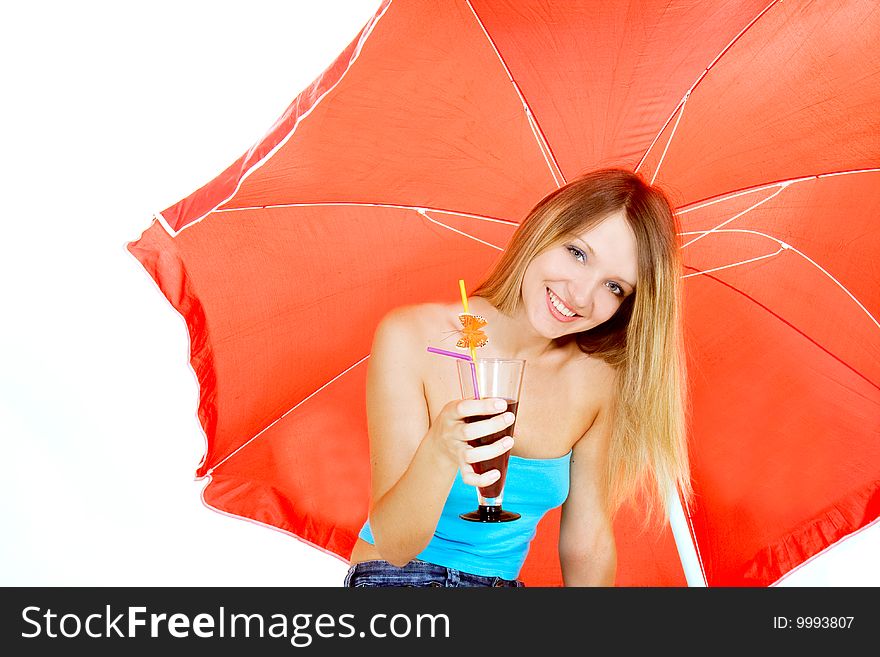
[{"xmin": 358, "ymin": 451, "xmax": 572, "ymax": 580}]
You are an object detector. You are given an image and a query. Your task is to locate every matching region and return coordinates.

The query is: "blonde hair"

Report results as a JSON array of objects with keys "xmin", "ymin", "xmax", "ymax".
[{"xmin": 472, "ymin": 168, "xmax": 691, "ymax": 528}]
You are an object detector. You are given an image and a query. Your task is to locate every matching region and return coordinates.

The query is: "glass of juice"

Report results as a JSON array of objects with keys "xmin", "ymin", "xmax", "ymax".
[{"xmin": 455, "ymin": 358, "xmax": 525, "ymax": 522}]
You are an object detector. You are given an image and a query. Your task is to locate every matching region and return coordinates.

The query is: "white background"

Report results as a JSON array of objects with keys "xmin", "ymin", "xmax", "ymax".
[{"xmin": 0, "ymin": 0, "xmax": 876, "ymax": 586}]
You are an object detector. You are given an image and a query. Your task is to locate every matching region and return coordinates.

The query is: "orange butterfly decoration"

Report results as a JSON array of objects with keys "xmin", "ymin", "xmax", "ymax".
[{"xmin": 456, "ymin": 313, "xmax": 488, "ymax": 349}]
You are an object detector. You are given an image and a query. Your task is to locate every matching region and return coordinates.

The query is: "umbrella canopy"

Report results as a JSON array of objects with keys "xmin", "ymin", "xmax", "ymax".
[{"xmin": 127, "ymin": 0, "xmax": 880, "ymax": 586}]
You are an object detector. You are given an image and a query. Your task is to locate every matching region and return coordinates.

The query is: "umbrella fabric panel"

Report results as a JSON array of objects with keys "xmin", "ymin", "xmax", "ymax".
[
  {"xmin": 642, "ymin": 0, "xmax": 880, "ymax": 206},
  {"xmin": 470, "ymin": 0, "xmax": 770, "ymax": 177}
]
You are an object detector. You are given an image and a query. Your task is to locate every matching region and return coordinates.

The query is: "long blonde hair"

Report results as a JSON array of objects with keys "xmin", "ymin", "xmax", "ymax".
[{"xmin": 472, "ymin": 168, "xmax": 691, "ymax": 527}]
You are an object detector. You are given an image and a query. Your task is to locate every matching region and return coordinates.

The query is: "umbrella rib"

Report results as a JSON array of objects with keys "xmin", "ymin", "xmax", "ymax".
[
  {"xmin": 677, "ymin": 168, "xmax": 880, "ymax": 214},
  {"xmin": 678, "ymin": 179, "xmax": 808, "ymax": 215},
  {"xmin": 765, "ymin": 239, "xmax": 880, "ymax": 332},
  {"xmin": 681, "ymin": 494, "xmax": 708, "ymax": 584},
  {"xmin": 213, "ymin": 200, "xmax": 519, "ymax": 226},
  {"xmin": 635, "ymin": 96, "xmax": 684, "ymax": 176},
  {"xmin": 685, "ymin": 0, "xmax": 780, "ymax": 96},
  {"xmin": 684, "ymin": 263, "xmax": 879, "ymax": 392},
  {"xmin": 680, "ymin": 184, "xmax": 788, "ymax": 249},
  {"xmin": 464, "ymin": 0, "xmax": 565, "ymax": 187},
  {"xmin": 681, "ymin": 246, "xmax": 786, "ymax": 279},
  {"xmin": 649, "ymin": 94, "xmax": 689, "ymax": 185},
  {"xmin": 206, "ymin": 355, "xmax": 371, "ymax": 475},
  {"xmin": 681, "ymin": 228, "xmax": 880, "ymax": 332},
  {"xmin": 636, "ymin": 0, "xmax": 780, "ymax": 176},
  {"xmin": 668, "ymin": 483, "xmax": 708, "ymax": 586},
  {"xmin": 419, "ymin": 210, "xmax": 504, "ymax": 251}
]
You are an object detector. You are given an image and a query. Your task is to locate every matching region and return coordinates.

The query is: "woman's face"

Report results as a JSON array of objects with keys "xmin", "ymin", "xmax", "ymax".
[{"xmin": 520, "ymin": 209, "xmax": 639, "ymax": 340}]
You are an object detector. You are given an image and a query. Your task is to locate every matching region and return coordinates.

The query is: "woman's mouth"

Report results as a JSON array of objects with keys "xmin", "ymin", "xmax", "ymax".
[{"xmin": 546, "ymin": 287, "xmax": 580, "ymax": 322}]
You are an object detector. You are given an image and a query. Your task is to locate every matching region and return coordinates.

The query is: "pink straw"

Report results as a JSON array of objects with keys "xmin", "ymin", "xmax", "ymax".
[
  {"xmin": 468, "ymin": 361, "xmax": 480, "ymax": 399},
  {"xmin": 426, "ymin": 347, "xmax": 481, "ymax": 399},
  {"xmin": 426, "ymin": 347, "xmax": 472, "ymax": 361}
]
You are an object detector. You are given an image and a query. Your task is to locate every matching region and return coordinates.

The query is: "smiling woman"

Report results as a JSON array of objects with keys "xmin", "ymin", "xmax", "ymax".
[
  {"xmin": 525, "ymin": 211, "xmax": 637, "ymax": 329},
  {"xmin": 471, "ymin": 168, "xmax": 689, "ymax": 526},
  {"xmin": 347, "ymin": 168, "xmax": 690, "ymax": 587}
]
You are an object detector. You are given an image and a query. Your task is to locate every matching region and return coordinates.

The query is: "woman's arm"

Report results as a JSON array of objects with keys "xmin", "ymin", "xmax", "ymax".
[
  {"xmin": 365, "ymin": 306, "xmax": 512, "ymax": 566},
  {"xmin": 558, "ymin": 392, "xmax": 617, "ymax": 586}
]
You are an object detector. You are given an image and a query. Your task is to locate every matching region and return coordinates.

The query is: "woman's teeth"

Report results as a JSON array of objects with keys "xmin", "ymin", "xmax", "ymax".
[{"xmin": 548, "ymin": 288, "xmax": 577, "ymax": 317}]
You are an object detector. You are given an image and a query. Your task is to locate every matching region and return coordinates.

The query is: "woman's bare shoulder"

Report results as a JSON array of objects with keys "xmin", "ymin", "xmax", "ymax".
[
  {"xmin": 380, "ymin": 303, "xmax": 454, "ymax": 332},
  {"xmin": 565, "ymin": 348, "xmax": 619, "ymax": 403},
  {"xmin": 376, "ymin": 302, "xmax": 458, "ymax": 339}
]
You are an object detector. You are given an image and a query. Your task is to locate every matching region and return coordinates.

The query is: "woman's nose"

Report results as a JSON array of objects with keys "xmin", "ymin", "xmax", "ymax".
[{"xmin": 569, "ymin": 286, "xmax": 593, "ymax": 316}]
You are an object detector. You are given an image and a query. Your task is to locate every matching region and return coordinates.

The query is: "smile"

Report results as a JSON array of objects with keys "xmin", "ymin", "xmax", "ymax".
[{"xmin": 546, "ymin": 287, "xmax": 580, "ymax": 322}]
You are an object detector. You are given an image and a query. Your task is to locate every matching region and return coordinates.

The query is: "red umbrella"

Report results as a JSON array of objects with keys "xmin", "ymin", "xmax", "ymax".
[{"xmin": 127, "ymin": 0, "xmax": 880, "ymax": 586}]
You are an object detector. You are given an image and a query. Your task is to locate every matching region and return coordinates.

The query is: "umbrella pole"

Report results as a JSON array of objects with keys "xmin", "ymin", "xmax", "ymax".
[{"xmin": 667, "ymin": 482, "xmax": 707, "ymax": 586}]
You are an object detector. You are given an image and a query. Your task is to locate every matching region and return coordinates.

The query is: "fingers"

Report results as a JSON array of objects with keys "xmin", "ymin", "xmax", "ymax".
[
  {"xmin": 433, "ymin": 398, "xmax": 515, "ymax": 469},
  {"xmin": 449, "ymin": 397, "xmax": 510, "ymax": 421},
  {"xmin": 460, "ymin": 436, "xmax": 513, "ymax": 489},
  {"xmin": 461, "ymin": 411, "xmax": 515, "ymax": 443},
  {"xmin": 463, "ymin": 436, "xmax": 514, "ymax": 465},
  {"xmin": 460, "ymin": 463, "xmax": 502, "ymax": 489}
]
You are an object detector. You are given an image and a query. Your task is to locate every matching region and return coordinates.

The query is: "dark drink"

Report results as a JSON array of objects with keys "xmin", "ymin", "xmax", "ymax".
[
  {"xmin": 464, "ymin": 399, "xmax": 518, "ymax": 498},
  {"xmin": 456, "ymin": 357, "xmax": 524, "ymax": 523}
]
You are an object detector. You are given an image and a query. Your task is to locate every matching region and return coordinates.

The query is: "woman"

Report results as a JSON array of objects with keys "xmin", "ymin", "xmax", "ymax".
[{"xmin": 345, "ymin": 168, "xmax": 691, "ymax": 587}]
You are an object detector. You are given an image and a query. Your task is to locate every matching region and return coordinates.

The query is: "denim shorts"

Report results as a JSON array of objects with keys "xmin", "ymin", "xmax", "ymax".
[{"xmin": 344, "ymin": 559, "xmax": 525, "ymax": 588}]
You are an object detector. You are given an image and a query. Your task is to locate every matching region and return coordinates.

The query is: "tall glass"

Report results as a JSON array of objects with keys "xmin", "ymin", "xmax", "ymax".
[{"xmin": 456, "ymin": 358, "xmax": 525, "ymax": 522}]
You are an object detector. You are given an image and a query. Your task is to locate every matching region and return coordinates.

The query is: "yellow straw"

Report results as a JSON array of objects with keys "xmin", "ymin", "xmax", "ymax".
[
  {"xmin": 458, "ymin": 279, "xmax": 470, "ymax": 313},
  {"xmin": 458, "ymin": 279, "xmax": 481, "ymax": 397}
]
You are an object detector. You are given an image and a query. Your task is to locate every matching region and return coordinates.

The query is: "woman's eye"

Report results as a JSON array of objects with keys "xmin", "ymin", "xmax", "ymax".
[
  {"xmin": 606, "ymin": 282, "xmax": 624, "ymax": 297},
  {"xmin": 567, "ymin": 245, "xmax": 586, "ymax": 263}
]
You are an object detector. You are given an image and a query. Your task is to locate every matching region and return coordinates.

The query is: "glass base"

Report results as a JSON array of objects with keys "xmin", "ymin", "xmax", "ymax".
[{"xmin": 460, "ymin": 505, "xmax": 521, "ymax": 523}]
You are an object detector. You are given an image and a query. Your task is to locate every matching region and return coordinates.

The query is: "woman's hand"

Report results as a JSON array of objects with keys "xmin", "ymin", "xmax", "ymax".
[{"xmin": 428, "ymin": 397, "xmax": 516, "ymax": 489}]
